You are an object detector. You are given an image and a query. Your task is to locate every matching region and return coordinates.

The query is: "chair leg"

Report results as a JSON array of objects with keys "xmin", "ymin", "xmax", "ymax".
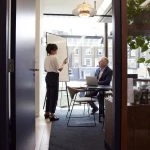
[
  {"xmin": 83, "ymin": 104, "xmax": 86, "ymax": 115},
  {"xmin": 67, "ymin": 100, "xmax": 75, "ymax": 127},
  {"xmin": 66, "ymin": 99, "xmax": 74, "ymax": 118},
  {"xmin": 87, "ymin": 104, "xmax": 90, "ymax": 116},
  {"xmin": 93, "ymin": 113, "xmax": 96, "ymax": 127},
  {"xmin": 82, "ymin": 103, "xmax": 90, "ymax": 116},
  {"xmin": 67, "ymin": 102, "xmax": 96, "ymax": 127}
]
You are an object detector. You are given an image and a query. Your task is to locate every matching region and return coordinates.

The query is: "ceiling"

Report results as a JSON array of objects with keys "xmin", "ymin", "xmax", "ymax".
[{"xmin": 42, "ymin": 0, "xmax": 112, "ymax": 23}]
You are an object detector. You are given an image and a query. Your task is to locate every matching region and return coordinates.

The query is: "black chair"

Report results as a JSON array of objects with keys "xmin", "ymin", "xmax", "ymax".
[{"xmin": 66, "ymin": 86, "xmax": 97, "ymax": 127}]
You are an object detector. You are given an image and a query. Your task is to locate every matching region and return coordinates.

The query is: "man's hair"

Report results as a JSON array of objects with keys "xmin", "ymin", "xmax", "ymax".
[
  {"xmin": 100, "ymin": 56, "xmax": 109, "ymax": 64},
  {"xmin": 46, "ymin": 43, "xmax": 58, "ymax": 54}
]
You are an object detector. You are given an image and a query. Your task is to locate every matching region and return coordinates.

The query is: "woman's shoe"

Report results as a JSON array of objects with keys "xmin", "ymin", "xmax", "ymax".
[
  {"xmin": 44, "ymin": 113, "xmax": 50, "ymax": 119},
  {"xmin": 91, "ymin": 107, "xmax": 99, "ymax": 115},
  {"xmin": 50, "ymin": 116, "xmax": 59, "ymax": 121}
]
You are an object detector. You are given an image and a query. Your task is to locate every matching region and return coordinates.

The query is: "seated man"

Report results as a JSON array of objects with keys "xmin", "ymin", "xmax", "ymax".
[{"xmin": 86, "ymin": 56, "xmax": 113, "ymax": 115}]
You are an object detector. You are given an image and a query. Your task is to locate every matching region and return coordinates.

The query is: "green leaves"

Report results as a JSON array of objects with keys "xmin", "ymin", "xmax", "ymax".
[
  {"xmin": 146, "ymin": 36, "xmax": 150, "ymax": 41},
  {"xmin": 135, "ymin": 36, "xmax": 145, "ymax": 47},
  {"xmin": 127, "ymin": 0, "xmax": 150, "ymax": 67},
  {"xmin": 128, "ymin": 36, "xmax": 150, "ymax": 66},
  {"xmin": 145, "ymin": 59, "xmax": 150, "ymax": 64},
  {"xmin": 128, "ymin": 36, "xmax": 150, "ymax": 51},
  {"xmin": 127, "ymin": 0, "xmax": 145, "ymax": 24},
  {"xmin": 137, "ymin": 57, "xmax": 145, "ymax": 63},
  {"xmin": 141, "ymin": 44, "xmax": 149, "ymax": 52},
  {"xmin": 128, "ymin": 40, "xmax": 138, "ymax": 49},
  {"xmin": 137, "ymin": 58, "xmax": 150, "ymax": 66}
]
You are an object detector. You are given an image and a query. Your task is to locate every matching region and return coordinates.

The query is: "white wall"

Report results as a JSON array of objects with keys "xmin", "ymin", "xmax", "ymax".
[{"xmin": 35, "ymin": 0, "xmax": 45, "ymax": 116}]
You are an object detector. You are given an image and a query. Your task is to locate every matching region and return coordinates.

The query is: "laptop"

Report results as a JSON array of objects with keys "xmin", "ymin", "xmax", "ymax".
[{"xmin": 86, "ymin": 76, "xmax": 98, "ymax": 86}]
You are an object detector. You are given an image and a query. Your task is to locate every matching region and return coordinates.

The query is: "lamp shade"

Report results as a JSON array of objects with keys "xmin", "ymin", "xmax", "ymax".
[{"xmin": 72, "ymin": 1, "xmax": 97, "ymax": 17}]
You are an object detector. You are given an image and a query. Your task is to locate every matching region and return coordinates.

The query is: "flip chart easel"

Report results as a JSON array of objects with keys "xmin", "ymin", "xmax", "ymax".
[
  {"xmin": 59, "ymin": 82, "xmax": 70, "ymax": 111},
  {"xmin": 43, "ymin": 82, "xmax": 70, "ymax": 111}
]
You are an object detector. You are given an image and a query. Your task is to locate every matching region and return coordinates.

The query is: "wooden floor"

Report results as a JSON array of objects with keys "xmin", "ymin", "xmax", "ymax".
[
  {"xmin": 34, "ymin": 105, "xmax": 87, "ymax": 150},
  {"xmin": 34, "ymin": 81, "xmax": 84, "ymax": 150},
  {"xmin": 35, "ymin": 116, "xmax": 51, "ymax": 150}
]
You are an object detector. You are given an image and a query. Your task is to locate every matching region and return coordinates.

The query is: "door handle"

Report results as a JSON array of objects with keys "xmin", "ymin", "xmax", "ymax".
[{"xmin": 29, "ymin": 68, "xmax": 39, "ymax": 71}]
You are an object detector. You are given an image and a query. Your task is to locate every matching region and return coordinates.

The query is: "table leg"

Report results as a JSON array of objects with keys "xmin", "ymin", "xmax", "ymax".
[{"xmin": 98, "ymin": 91, "xmax": 105, "ymax": 123}]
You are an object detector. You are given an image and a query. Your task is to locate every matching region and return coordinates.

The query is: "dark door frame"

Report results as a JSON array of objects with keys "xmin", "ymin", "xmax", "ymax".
[
  {"xmin": 112, "ymin": 0, "xmax": 127, "ymax": 150},
  {"xmin": 0, "ymin": 0, "xmax": 9, "ymax": 149},
  {"xmin": 0, "ymin": 0, "xmax": 128, "ymax": 149},
  {"xmin": 0, "ymin": 0, "xmax": 35, "ymax": 149}
]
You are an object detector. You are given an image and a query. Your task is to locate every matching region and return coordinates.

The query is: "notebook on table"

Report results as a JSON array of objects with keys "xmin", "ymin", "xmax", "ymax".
[{"xmin": 86, "ymin": 76, "xmax": 98, "ymax": 86}]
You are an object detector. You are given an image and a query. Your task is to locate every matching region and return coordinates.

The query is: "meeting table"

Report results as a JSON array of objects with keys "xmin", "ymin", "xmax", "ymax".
[
  {"xmin": 86, "ymin": 85, "xmax": 112, "ymax": 122},
  {"xmin": 68, "ymin": 84, "xmax": 112, "ymax": 123}
]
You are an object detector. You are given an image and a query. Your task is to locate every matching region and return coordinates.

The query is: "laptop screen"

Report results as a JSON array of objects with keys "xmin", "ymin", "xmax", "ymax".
[{"xmin": 86, "ymin": 76, "xmax": 98, "ymax": 86}]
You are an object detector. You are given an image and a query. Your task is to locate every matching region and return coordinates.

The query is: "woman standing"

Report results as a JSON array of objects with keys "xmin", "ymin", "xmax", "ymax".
[{"xmin": 44, "ymin": 43, "xmax": 67, "ymax": 121}]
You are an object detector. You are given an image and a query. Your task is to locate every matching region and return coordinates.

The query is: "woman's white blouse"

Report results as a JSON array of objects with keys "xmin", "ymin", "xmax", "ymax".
[{"xmin": 44, "ymin": 55, "xmax": 59, "ymax": 73}]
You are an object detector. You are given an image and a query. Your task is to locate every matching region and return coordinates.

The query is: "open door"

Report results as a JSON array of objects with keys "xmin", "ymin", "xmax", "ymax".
[{"xmin": 10, "ymin": 0, "xmax": 36, "ymax": 149}]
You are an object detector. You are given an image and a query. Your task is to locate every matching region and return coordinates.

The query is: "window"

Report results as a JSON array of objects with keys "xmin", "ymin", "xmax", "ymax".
[
  {"xmin": 97, "ymin": 48, "xmax": 103, "ymax": 56},
  {"xmin": 85, "ymin": 48, "xmax": 91, "ymax": 55},
  {"xmin": 84, "ymin": 58, "xmax": 92, "ymax": 66},
  {"xmin": 75, "ymin": 49, "xmax": 79, "ymax": 55},
  {"xmin": 43, "ymin": 16, "xmax": 113, "ymax": 81}
]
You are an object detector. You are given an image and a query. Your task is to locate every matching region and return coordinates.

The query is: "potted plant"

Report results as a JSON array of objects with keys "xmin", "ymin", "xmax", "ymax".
[
  {"xmin": 127, "ymin": 0, "xmax": 150, "ymax": 76},
  {"xmin": 127, "ymin": 35, "xmax": 150, "ymax": 75}
]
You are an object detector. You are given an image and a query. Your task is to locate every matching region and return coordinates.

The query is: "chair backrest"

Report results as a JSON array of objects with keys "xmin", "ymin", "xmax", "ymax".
[{"xmin": 67, "ymin": 86, "xmax": 79, "ymax": 100}]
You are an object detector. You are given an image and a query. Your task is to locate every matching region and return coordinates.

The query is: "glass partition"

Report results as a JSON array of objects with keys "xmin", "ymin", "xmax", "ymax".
[
  {"xmin": 126, "ymin": 1, "xmax": 150, "ymax": 149},
  {"xmin": 127, "ymin": 0, "xmax": 150, "ymax": 105},
  {"xmin": 43, "ymin": 16, "xmax": 113, "ymax": 81}
]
